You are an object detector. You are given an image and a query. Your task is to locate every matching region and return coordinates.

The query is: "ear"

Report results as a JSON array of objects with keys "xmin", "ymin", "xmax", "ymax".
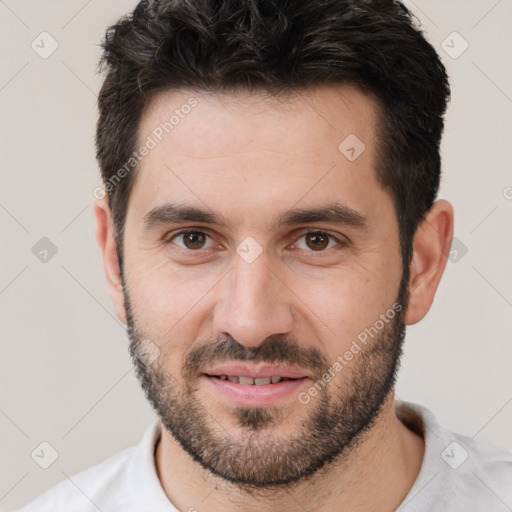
[
  {"xmin": 405, "ymin": 199, "xmax": 454, "ymax": 326},
  {"xmin": 94, "ymin": 198, "xmax": 127, "ymax": 324}
]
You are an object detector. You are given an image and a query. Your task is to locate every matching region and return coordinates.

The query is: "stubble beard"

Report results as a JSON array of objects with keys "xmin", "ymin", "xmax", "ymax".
[{"xmin": 124, "ymin": 275, "xmax": 408, "ymax": 490}]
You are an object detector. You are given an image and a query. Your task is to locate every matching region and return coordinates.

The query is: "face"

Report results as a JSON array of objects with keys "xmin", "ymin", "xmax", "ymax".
[{"xmin": 120, "ymin": 85, "xmax": 408, "ymax": 487}]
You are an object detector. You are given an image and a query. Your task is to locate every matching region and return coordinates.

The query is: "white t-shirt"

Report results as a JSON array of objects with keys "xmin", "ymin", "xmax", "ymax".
[{"xmin": 16, "ymin": 401, "xmax": 512, "ymax": 512}]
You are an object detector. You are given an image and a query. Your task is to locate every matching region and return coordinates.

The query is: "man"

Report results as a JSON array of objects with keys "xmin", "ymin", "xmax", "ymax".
[{"xmin": 18, "ymin": 0, "xmax": 512, "ymax": 510}]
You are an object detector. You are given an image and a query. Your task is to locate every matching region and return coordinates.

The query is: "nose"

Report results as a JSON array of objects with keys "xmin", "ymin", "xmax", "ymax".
[{"xmin": 212, "ymin": 252, "xmax": 295, "ymax": 348}]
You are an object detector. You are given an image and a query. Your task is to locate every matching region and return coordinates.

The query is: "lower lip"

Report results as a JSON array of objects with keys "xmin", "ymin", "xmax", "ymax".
[{"xmin": 202, "ymin": 375, "xmax": 310, "ymax": 406}]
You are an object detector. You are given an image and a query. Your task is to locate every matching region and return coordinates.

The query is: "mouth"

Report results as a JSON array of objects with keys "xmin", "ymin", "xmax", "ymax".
[
  {"xmin": 206, "ymin": 375, "xmax": 304, "ymax": 385},
  {"xmin": 201, "ymin": 364, "xmax": 311, "ymax": 406}
]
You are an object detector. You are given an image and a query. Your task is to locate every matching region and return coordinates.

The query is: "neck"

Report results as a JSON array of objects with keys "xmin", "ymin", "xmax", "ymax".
[{"xmin": 155, "ymin": 394, "xmax": 424, "ymax": 512}]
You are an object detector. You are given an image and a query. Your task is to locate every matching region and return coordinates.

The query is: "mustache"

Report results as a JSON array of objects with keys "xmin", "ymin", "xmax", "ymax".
[{"xmin": 182, "ymin": 335, "xmax": 329, "ymax": 381}]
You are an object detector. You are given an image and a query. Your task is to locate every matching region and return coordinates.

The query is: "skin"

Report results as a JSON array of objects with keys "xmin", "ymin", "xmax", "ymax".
[{"xmin": 95, "ymin": 84, "xmax": 454, "ymax": 511}]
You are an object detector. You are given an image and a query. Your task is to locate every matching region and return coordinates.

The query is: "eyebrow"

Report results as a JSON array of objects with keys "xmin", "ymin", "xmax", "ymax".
[{"xmin": 143, "ymin": 202, "xmax": 368, "ymax": 232}]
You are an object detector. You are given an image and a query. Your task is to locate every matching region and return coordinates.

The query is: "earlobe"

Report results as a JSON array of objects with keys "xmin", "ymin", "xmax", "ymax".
[
  {"xmin": 405, "ymin": 200, "xmax": 454, "ymax": 326},
  {"xmin": 94, "ymin": 198, "xmax": 127, "ymax": 324}
]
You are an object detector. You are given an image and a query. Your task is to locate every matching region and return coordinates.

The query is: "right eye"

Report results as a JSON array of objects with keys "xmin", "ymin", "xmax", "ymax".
[{"xmin": 165, "ymin": 230, "xmax": 216, "ymax": 251}]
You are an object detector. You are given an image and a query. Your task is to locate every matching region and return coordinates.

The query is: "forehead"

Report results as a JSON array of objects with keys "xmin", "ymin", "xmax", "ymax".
[
  {"xmin": 140, "ymin": 84, "xmax": 379, "ymax": 157},
  {"xmin": 128, "ymin": 84, "xmax": 389, "ymax": 229}
]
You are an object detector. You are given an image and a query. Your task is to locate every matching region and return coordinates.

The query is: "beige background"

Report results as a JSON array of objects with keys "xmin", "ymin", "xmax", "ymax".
[{"xmin": 1, "ymin": 0, "xmax": 511, "ymax": 510}]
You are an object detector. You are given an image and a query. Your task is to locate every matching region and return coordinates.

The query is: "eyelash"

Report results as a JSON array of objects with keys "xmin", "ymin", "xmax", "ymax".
[{"xmin": 163, "ymin": 229, "xmax": 346, "ymax": 255}]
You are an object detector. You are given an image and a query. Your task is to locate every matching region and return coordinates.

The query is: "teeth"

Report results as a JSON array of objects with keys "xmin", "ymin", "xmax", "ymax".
[
  {"xmin": 254, "ymin": 377, "xmax": 271, "ymax": 385},
  {"xmin": 216, "ymin": 375, "xmax": 289, "ymax": 384}
]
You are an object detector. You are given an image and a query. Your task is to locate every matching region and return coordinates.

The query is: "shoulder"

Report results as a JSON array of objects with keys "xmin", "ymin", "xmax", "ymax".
[
  {"xmin": 397, "ymin": 401, "xmax": 512, "ymax": 510},
  {"xmin": 448, "ymin": 431, "xmax": 512, "ymax": 503},
  {"xmin": 15, "ymin": 445, "xmax": 136, "ymax": 512}
]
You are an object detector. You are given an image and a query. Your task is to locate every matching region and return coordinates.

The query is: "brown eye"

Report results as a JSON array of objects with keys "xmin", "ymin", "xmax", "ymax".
[
  {"xmin": 292, "ymin": 230, "xmax": 343, "ymax": 253},
  {"xmin": 170, "ymin": 231, "xmax": 212, "ymax": 251},
  {"xmin": 182, "ymin": 232, "xmax": 207, "ymax": 250},
  {"xmin": 304, "ymin": 232, "xmax": 330, "ymax": 251}
]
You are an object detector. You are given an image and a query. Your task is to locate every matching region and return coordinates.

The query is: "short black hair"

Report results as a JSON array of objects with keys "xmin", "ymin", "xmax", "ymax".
[{"xmin": 96, "ymin": 0, "xmax": 450, "ymax": 277}]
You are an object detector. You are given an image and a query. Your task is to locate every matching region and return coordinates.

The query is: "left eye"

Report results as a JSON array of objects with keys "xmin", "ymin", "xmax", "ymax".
[{"xmin": 292, "ymin": 231, "xmax": 341, "ymax": 252}]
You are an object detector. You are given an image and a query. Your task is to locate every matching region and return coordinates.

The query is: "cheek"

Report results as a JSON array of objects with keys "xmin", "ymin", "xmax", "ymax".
[
  {"xmin": 297, "ymin": 256, "xmax": 399, "ymax": 356},
  {"xmin": 123, "ymin": 255, "xmax": 220, "ymax": 343}
]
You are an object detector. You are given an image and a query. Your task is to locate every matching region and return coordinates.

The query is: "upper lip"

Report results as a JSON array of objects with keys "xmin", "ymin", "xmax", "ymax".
[{"xmin": 203, "ymin": 363, "xmax": 311, "ymax": 379}]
